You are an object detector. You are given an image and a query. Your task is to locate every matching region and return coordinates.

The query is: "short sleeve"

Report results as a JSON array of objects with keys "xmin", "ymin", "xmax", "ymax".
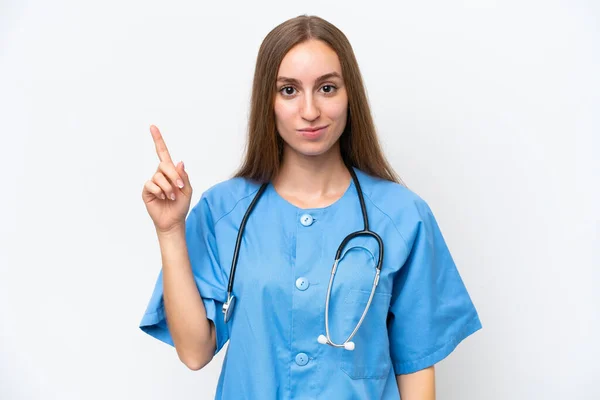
[
  {"xmin": 139, "ymin": 195, "xmax": 230, "ymax": 355},
  {"xmin": 388, "ymin": 199, "xmax": 482, "ymax": 374}
]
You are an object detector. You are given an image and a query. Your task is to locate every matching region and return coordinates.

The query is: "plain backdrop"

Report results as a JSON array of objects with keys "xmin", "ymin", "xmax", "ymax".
[{"xmin": 1, "ymin": 0, "xmax": 598, "ymax": 399}]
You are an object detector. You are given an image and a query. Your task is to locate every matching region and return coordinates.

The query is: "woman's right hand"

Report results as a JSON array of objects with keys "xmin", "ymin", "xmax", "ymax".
[{"xmin": 142, "ymin": 125, "xmax": 193, "ymax": 234}]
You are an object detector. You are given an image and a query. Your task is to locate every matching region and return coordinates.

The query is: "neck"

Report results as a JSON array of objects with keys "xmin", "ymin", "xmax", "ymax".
[{"xmin": 272, "ymin": 144, "xmax": 352, "ymax": 208}]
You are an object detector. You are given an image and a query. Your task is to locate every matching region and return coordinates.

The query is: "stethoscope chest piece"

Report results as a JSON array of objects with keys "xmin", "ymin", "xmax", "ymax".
[{"xmin": 223, "ymin": 294, "xmax": 236, "ymax": 323}]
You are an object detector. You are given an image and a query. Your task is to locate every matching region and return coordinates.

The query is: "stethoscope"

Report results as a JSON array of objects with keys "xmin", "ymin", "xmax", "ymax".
[{"xmin": 222, "ymin": 165, "xmax": 384, "ymax": 351}]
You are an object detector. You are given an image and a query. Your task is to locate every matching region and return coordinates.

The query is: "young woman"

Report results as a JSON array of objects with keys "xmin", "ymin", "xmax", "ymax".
[{"xmin": 140, "ymin": 14, "xmax": 481, "ymax": 400}]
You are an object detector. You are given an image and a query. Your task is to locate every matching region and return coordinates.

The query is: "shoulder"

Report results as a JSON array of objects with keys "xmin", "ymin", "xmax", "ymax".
[
  {"xmin": 356, "ymin": 168, "xmax": 431, "ymax": 218},
  {"xmin": 191, "ymin": 176, "xmax": 262, "ymax": 224},
  {"xmin": 354, "ymin": 168, "xmax": 435, "ymax": 239}
]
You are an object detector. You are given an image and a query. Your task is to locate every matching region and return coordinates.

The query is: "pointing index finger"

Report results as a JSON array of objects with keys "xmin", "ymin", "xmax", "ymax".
[{"xmin": 150, "ymin": 125, "xmax": 173, "ymax": 163}]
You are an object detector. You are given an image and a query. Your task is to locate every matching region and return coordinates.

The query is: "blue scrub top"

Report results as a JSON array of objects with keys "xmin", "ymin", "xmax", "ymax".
[{"xmin": 140, "ymin": 167, "xmax": 482, "ymax": 399}]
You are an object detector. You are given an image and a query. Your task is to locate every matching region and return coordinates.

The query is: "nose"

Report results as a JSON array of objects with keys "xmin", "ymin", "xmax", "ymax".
[{"xmin": 300, "ymin": 93, "xmax": 320, "ymax": 122}]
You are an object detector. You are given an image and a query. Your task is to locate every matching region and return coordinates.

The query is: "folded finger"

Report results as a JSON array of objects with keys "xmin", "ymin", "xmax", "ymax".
[
  {"xmin": 153, "ymin": 171, "xmax": 176, "ymax": 201},
  {"xmin": 144, "ymin": 180, "xmax": 166, "ymax": 200}
]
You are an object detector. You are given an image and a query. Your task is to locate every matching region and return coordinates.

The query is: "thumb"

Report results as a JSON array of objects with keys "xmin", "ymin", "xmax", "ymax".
[{"xmin": 176, "ymin": 161, "xmax": 192, "ymax": 194}]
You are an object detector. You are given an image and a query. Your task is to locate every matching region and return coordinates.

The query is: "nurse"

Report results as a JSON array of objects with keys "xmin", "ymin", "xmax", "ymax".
[{"xmin": 140, "ymin": 14, "xmax": 481, "ymax": 400}]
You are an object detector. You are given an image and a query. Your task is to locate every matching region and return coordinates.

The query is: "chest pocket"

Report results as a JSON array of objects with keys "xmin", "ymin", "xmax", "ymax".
[{"xmin": 333, "ymin": 238, "xmax": 393, "ymax": 380}]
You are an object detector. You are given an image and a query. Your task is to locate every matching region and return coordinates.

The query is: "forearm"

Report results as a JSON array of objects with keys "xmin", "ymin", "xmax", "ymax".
[
  {"xmin": 396, "ymin": 365, "xmax": 436, "ymax": 400},
  {"xmin": 157, "ymin": 226, "xmax": 216, "ymax": 370}
]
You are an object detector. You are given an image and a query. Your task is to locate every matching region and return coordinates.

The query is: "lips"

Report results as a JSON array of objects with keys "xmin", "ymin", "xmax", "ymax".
[
  {"xmin": 298, "ymin": 125, "xmax": 328, "ymax": 132},
  {"xmin": 297, "ymin": 125, "xmax": 328, "ymax": 140}
]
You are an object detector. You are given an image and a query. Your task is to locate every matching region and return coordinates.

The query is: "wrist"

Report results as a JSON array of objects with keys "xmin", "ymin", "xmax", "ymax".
[{"xmin": 155, "ymin": 223, "xmax": 186, "ymax": 240}]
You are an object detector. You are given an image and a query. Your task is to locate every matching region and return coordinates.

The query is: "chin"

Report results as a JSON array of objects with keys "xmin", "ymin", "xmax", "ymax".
[{"xmin": 288, "ymin": 142, "xmax": 338, "ymax": 158}]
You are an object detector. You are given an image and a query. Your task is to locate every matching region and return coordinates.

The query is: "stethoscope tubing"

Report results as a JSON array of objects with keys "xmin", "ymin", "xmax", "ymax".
[{"xmin": 222, "ymin": 166, "xmax": 384, "ymax": 351}]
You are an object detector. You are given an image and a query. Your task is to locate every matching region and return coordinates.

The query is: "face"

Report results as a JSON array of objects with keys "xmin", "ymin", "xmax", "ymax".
[{"xmin": 274, "ymin": 39, "xmax": 348, "ymax": 159}]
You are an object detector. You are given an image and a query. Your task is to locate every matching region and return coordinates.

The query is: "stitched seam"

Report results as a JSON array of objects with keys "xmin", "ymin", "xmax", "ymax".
[
  {"xmin": 212, "ymin": 185, "xmax": 261, "ymax": 228},
  {"xmin": 361, "ymin": 189, "xmax": 410, "ymax": 255}
]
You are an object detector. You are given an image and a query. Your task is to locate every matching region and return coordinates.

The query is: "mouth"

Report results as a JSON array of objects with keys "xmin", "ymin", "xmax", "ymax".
[
  {"xmin": 298, "ymin": 125, "xmax": 329, "ymax": 133},
  {"xmin": 297, "ymin": 125, "xmax": 329, "ymax": 139}
]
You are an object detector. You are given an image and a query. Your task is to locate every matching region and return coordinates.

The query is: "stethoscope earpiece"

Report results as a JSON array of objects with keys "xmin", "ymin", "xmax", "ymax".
[{"xmin": 317, "ymin": 334, "xmax": 355, "ymax": 351}]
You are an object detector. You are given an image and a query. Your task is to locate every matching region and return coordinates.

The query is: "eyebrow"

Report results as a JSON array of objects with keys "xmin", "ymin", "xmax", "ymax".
[{"xmin": 276, "ymin": 72, "xmax": 343, "ymax": 86}]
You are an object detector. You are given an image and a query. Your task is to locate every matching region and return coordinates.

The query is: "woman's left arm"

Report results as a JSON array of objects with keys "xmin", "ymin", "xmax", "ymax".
[{"xmin": 396, "ymin": 365, "xmax": 436, "ymax": 400}]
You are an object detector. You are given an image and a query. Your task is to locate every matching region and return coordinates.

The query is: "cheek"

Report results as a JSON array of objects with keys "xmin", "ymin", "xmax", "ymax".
[
  {"xmin": 323, "ymin": 95, "xmax": 348, "ymax": 121},
  {"xmin": 325, "ymin": 103, "xmax": 348, "ymax": 128},
  {"xmin": 274, "ymin": 100, "xmax": 296, "ymax": 127}
]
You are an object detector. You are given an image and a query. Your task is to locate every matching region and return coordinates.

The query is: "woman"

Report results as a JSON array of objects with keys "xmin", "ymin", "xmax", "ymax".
[{"xmin": 140, "ymin": 15, "xmax": 481, "ymax": 400}]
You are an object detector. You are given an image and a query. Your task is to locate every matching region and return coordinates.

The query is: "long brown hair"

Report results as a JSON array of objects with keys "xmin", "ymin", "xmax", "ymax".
[{"xmin": 233, "ymin": 15, "xmax": 403, "ymax": 186}]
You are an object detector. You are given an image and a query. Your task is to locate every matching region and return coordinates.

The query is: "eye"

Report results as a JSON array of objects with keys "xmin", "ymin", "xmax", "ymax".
[
  {"xmin": 321, "ymin": 84, "xmax": 337, "ymax": 94},
  {"xmin": 279, "ymin": 86, "xmax": 297, "ymax": 97}
]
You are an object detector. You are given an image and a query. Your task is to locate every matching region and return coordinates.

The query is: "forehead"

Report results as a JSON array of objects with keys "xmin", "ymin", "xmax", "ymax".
[{"xmin": 277, "ymin": 40, "xmax": 342, "ymax": 80}]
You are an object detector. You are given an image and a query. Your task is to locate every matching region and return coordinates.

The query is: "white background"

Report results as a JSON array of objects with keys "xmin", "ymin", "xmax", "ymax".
[{"xmin": 1, "ymin": 0, "xmax": 598, "ymax": 399}]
